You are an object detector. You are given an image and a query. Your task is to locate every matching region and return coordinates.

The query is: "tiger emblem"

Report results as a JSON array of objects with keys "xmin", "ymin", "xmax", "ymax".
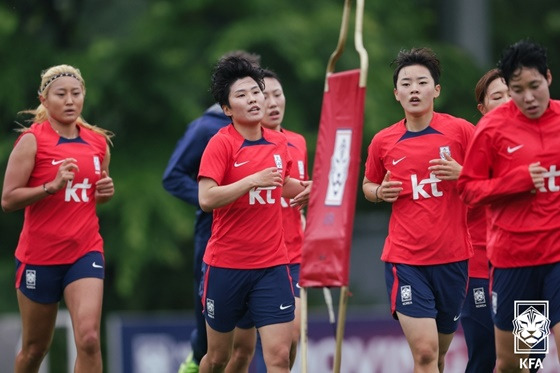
[{"xmin": 512, "ymin": 306, "xmax": 550, "ymax": 348}]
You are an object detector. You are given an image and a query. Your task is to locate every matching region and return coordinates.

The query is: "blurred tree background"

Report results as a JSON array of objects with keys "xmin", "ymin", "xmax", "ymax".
[{"xmin": 1, "ymin": 0, "xmax": 560, "ymax": 320}]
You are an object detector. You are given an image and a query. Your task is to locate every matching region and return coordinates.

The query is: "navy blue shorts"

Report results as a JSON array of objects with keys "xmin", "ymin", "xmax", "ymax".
[
  {"xmin": 202, "ymin": 265, "xmax": 295, "ymax": 333},
  {"xmin": 15, "ymin": 251, "xmax": 105, "ymax": 304},
  {"xmin": 490, "ymin": 263, "xmax": 560, "ymax": 331},
  {"xmin": 289, "ymin": 263, "xmax": 300, "ymax": 298},
  {"xmin": 385, "ymin": 260, "xmax": 468, "ymax": 334},
  {"xmin": 236, "ymin": 263, "xmax": 301, "ymax": 330}
]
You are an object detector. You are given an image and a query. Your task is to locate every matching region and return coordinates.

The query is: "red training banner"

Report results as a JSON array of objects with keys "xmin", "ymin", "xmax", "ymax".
[{"xmin": 300, "ymin": 69, "xmax": 366, "ymax": 288}]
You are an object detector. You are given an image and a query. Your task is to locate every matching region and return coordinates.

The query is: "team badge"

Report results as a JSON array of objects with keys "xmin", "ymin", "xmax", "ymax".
[
  {"xmin": 513, "ymin": 301, "xmax": 550, "ymax": 354},
  {"xmin": 298, "ymin": 160, "xmax": 305, "ymax": 180},
  {"xmin": 473, "ymin": 287, "xmax": 486, "ymax": 307},
  {"xmin": 400, "ymin": 285, "xmax": 412, "ymax": 305},
  {"xmin": 206, "ymin": 298, "xmax": 215, "ymax": 319},
  {"xmin": 26, "ymin": 270, "xmax": 36, "ymax": 289},
  {"xmin": 439, "ymin": 146, "xmax": 451, "ymax": 160},
  {"xmin": 93, "ymin": 156, "xmax": 101, "ymax": 175},
  {"xmin": 273, "ymin": 154, "xmax": 283, "ymax": 171}
]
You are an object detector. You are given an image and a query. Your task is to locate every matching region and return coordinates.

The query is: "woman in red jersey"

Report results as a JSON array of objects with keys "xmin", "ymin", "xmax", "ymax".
[
  {"xmin": 234, "ymin": 69, "xmax": 309, "ymax": 373},
  {"xmin": 2, "ymin": 64, "xmax": 114, "ymax": 373},
  {"xmin": 363, "ymin": 48, "xmax": 474, "ymax": 372},
  {"xmin": 461, "ymin": 68, "xmax": 510, "ymax": 373},
  {"xmin": 197, "ymin": 56, "xmax": 310, "ymax": 373},
  {"xmin": 459, "ymin": 40, "xmax": 560, "ymax": 373}
]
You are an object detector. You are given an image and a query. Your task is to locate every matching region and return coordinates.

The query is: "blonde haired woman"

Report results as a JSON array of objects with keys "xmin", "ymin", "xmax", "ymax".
[{"xmin": 2, "ymin": 64, "xmax": 114, "ymax": 373}]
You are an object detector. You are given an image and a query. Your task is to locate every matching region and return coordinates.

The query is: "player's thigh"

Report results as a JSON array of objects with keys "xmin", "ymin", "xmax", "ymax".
[
  {"xmin": 258, "ymin": 321, "xmax": 292, "ymax": 359},
  {"xmin": 64, "ymin": 277, "xmax": 104, "ymax": 338},
  {"xmin": 205, "ymin": 323, "xmax": 235, "ymax": 361},
  {"xmin": 63, "ymin": 252, "xmax": 105, "ymax": 336},
  {"xmin": 397, "ymin": 312, "xmax": 439, "ymax": 352},
  {"xmin": 292, "ymin": 296, "xmax": 301, "ymax": 341},
  {"xmin": 553, "ymin": 322, "xmax": 560, "ymax": 363},
  {"xmin": 495, "ymin": 326, "xmax": 525, "ymax": 370},
  {"xmin": 232, "ymin": 326, "xmax": 257, "ymax": 356},
  {"xmin": 16, "ymin": 290, "xmax": 58, "ymax": 349}
]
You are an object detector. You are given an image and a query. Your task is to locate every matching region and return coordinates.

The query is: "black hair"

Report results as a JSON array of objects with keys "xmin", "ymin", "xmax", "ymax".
[
  {"xmin": 391, "ymin": 47, "xmax": 441, "ymax": 88},
  {"xmin": 262, "ymin": 68, "xmax": 280, "ymax": 81},
  {"xmin": 210, "ymin": 56, "xmax": 265, "ymax": 107},
  {"xmin": 498, "ymin": 39, "xmax": 548, "ymax": 85}
]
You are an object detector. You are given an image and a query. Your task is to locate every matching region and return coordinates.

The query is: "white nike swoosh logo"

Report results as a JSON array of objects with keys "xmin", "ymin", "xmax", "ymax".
[
  {"xmin": 279, "ymin": 304, "xmax": 293, "ymax": 310},
  {"xmin": 234, "ymin": 161, "xmax": 249, "ymax": 167},
  {"xmin": 507, "ymin": 144, "xmax": 524, "ymax": 153},
  {"xmin": 453, "ymin": 314, "xmax": 461, "ymax": 321},
  {"xmin": 52, "ymin": 159, "xmax": 64, "ymax": 165},
  {"xmin": 92, "ymin": 262, "xmax": 103, "ymax": 269},
  {"xmin": 296, "ymin": 282, "xmax": 301, "ymax": 289},
  {"xmin": 392, "ymin": 156, "xmax": 406, "ymax": 165}
]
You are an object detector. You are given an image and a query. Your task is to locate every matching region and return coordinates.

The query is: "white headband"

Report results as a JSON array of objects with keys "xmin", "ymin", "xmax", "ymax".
[{"xmin": 38, "ymin": 72, "xmax": 80, "ymax": 95}]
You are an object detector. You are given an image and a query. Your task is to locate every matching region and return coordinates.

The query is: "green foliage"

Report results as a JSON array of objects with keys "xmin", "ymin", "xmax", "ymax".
[{"xmin": 1, "ymin": 0, "xmax": 559, "ymax": 315}]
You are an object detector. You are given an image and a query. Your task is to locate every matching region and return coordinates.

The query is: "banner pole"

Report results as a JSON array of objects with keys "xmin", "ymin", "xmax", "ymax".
[{"xmin": 333, "ymin": 286, "xmax": 349, "ymax": 373}]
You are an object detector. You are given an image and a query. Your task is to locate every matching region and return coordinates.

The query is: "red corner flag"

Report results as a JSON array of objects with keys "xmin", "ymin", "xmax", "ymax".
[{"xmin": 300, "ymin": 69, "xmax": 365, "ymax": 288}]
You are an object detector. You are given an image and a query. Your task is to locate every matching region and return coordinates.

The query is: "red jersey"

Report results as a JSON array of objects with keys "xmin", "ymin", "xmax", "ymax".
[
  {"xmin": 364, "ymin": 112, "xmax": 474, "ymax": 265},
  {"xmin": 280, "ymin": 129, "xmax": 308, "ymax": 264},
  {"xmin": 458, "ymin": 99, "xmax": 560, "ymax": 268},
  {"xmin": 199, "ymin": 124, "xmax": 293, "ymax": 269},
  {"xmin": 15, "ymin": 121, "xmax": 107, "ymax": 265}
]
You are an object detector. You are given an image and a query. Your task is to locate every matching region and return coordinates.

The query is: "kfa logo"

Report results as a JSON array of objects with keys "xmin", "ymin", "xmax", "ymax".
[
  {"xmin": 439, "ymin": 146, "xmax": 451, "ymax": 159},
  {"xmin": 297, "ymin": 160, "xmax": 305, "ymax": 180},
  {"xmin": 400, "ymin": 285, "xmax": 412, "ymax": 305},
  {"xmin": 206, "ymin": 298, "xmax": 215, "ymax": 319},
  {"xmin": 513, "ymin": 300, "xmax": 550, "ymax": 355},
  {"xmin": 537, "ymin": 165, "xmax": 560, "ymax": 193},
  {"xmin": 473, "ymin": 287, "xmax": 486, "ymax": 308},
  {"xmin": 273, "ymin": 154, "xmax": 283, "ymax": 172},
  {"xmin": 249, "ymin": 186, "xmax": 276, "ymax": 205},
  {"xmin": 26, "ymin": 270, "xmax": 36, "ymax": 289},
  {"xmin": 411, "ymin": 173, "xmax": 443, "ymax": 200},
  {"xmin": 65, "ymin": 178, "xmax": 92, "ymax": 202}
]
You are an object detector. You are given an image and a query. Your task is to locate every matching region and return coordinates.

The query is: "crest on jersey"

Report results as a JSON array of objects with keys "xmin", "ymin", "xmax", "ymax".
[
  {"xmin": 93, "ymin": 156, "xmax": 101, "ymax": 175},
  {"xmin": 298, "ymin": 160, "xmax": 305, "ymax": 180},
  {"xmin": 273, "ymin": 154, "xmax": 283, "ymax": 171},
  {"xmin": 439, "ymin": 146, "xmax": 451, "ymax": 160}
]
